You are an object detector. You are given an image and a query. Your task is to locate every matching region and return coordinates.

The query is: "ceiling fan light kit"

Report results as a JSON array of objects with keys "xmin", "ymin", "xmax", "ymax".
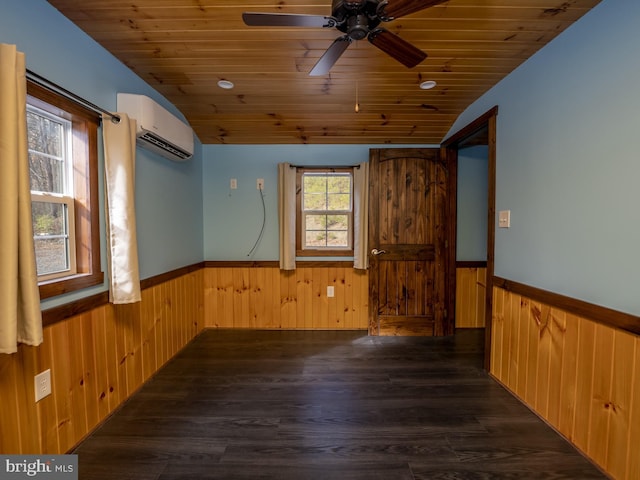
[{"xmin": 242, "ymin": 0, "xmax": 446, "ymax": 76}]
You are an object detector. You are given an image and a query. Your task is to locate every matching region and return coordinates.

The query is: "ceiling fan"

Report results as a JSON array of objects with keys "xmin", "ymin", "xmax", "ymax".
[{"xmin": 242, "ymin": 0, "xmax": 446, "ymax": 76}]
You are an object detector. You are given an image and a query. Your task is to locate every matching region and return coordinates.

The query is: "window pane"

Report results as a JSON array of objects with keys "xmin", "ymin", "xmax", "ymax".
[
  {"xmin": 34, "ymin": 238, "xmax": 68, "ymax": 275},
  {"xmin": 32, "ymin": 201, "xmax": 69, "ymax": 275},
  {"xmin": 303, "ymin": 174, "xmax": 352, "ymax": 211},
  {"xmin": 304, "ymin": 192, "xmax": 326, "ymax": 211},
  {"xmin": 327, "ymin": 176, "xmax": 350, "ymax": 193},
  {"xmin": 303, "ymin": 175, "xmax": 327, "ymax": 211},
  {"xmin": 29, "ymin": 152, "xmax": 65, "ymax": 193},
  {"xmin": 326, "ymin": 214, "xmax": 348, "ymax": 231},
  {"xmin": 27, "ymin": 110, "xmax": 64, "ymax": 156},
  {"xmin": 303, "ymin": 174, "xmax": 325, "ymax": 189},
  {"xmin": 327, "ymin": 231, "xmax": 348, "ymax": 246},
  {"xmin": 32, "ymin": 201, "xmax": 66, "ymax": 236},
  {"xmin": 27, "ymin": 108, "xmax": 67, "ymax": 194},
  {"xmin": 327, "ymin": 193, "xmax": 350, "ymax": 210},
  {"xmin": 304, "ymin": 214, "xmax": 349, "ymax": 248},
  {"xmin": 306, "ymin": 230, "xmax": 327, "ymax": 247},
  {"xmin": 306, "ymin": 214, "xmax": 326, "ymax": 230}
]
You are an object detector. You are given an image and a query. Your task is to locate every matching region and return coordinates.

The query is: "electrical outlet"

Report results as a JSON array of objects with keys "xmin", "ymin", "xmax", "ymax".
[
  {"xmin": 256, "ymin": 178, "xmax": 264, "ymax": 190},
  {"xmin": 327, "ymin": 286, "xmax": 335, "ymax": 297},
  {"xmin": 34, "ymin": 369, "xmax": 51, "ymax": 402},
  {"xmin": 230, "ymin": 178, "xmax": 237, "ymax": 189}
]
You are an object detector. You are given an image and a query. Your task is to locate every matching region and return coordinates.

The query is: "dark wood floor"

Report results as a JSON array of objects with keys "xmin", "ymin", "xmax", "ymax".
[{"xmin": 73, "ymin": 329, "xmax": 607, "ymax": 479}]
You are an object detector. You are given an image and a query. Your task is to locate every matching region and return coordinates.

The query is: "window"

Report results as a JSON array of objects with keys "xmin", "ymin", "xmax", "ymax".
[
  {"xmin": 296, "ymin": 168, "xmax": 354, "ymax": 256},
  {"xmin": 27, "ymin": 82, "xmax": 103, "ymax": 299},
  {"xmin": 28, "ymin": 104, "xmax": 76, "ymax": 280}
]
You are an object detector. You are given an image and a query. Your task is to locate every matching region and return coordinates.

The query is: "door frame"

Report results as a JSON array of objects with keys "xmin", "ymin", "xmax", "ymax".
[{"xmin": 441, "ymin": 106, "xmax": 498, "ymax": 370}]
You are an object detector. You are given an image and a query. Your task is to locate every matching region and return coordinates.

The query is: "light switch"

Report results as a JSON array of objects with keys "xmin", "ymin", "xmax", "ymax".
[{"xmin": 498, "ymin": 210, "xmax": 511, "ymax": 228}]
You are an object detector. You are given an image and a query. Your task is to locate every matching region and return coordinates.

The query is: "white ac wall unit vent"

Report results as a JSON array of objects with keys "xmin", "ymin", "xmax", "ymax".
[{"xmin": 116, "ymin": 93, "xmax": 194, "ymax": 162}]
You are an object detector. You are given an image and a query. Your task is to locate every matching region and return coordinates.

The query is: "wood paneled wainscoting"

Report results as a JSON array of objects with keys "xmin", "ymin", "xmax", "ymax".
[
  {"xmin": 0, "ymin": 267, "xmax": 203, "ymax": 455},
  {"xmin": 203, "ymin": 262, "xmax": 369, "ymax": 330},
  {"xmin": 455, "ymin": 265, "xmax": 487, "ymax": 328},
  {"xmin": 490, "ymin": 279, "xmax": 640, "ymax": 480},
  {"xmin": 203, "ymin": 262, "xmax": 488, "ymax": 331}
]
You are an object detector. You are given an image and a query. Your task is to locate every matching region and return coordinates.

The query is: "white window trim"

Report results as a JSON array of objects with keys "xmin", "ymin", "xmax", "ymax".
[{"xmin": 31, "ymin": 192, "xmax": 77, "ymax": 281}]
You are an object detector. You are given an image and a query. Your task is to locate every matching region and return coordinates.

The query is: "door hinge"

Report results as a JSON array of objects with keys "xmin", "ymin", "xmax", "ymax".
[
  {"xmin": 444, "ymin": 309, "xmax": 448, "ymax": 319},
  {"xmin": 445, "ymin": 240, "xmax": 449, "ymax": 248}
]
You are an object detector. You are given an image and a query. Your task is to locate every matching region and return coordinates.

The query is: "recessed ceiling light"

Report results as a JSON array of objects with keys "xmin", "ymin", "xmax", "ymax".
[
  {"xmin": 419, "ymin": 80, "xmax": 437, "ymax": 90},
  {"xmin": 217, "ymin": 79, "xmax": 234, "ymax": 90}
]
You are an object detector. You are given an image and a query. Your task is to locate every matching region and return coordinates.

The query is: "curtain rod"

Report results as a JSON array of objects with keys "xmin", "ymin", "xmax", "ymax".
[
  {"xmin": 289, "ymin": 164, "xmax": 360, "ymax": 169},
  {"xmin": 26, "ymin": 69, "xmax": 121, "ymax": 124}
]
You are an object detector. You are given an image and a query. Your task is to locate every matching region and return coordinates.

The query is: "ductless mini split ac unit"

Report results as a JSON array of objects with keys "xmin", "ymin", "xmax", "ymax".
[{"xmin": 116, "ymin": 93, "xmax": 194, "ymax": 161}]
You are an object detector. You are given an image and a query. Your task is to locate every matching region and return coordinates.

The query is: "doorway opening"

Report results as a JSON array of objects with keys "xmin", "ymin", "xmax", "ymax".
[{"xmin": 442, "ymin": 106, "xmax": 497, "ymax": 370}]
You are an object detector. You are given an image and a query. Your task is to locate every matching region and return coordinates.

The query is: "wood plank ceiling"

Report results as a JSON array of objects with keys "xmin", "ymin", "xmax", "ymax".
[{"xmin": 46, "ymin": 0, "xmax": 601, "ymax": 145}]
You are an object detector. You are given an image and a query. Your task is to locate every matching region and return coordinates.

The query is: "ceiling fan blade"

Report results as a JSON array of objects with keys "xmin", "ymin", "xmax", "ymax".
[
  {"xmin": 379, "ymin": 0, "xmax": 447, "ymax": 20},
  {"xmin": 309, "ymin": 36, "xmax": 352, "ymax": 76},
  {"xmin": 368, "ymin": 28, "xmax": 427, "ymax": 68},
  {"xmin": 242, "ymin": 12, "xmax": 333, "ymax": 28}
]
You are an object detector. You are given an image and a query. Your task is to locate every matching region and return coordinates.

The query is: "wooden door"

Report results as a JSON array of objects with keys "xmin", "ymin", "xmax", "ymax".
[{"xmin": 368, "ymin": 148, "xmax": 451, "ymax": 336}]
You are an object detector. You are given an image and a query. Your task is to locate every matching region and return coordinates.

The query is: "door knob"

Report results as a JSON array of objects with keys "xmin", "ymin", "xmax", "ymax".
[{"xmin": 371, "ymin": 248, "xmax": 387, "ymax": 256}]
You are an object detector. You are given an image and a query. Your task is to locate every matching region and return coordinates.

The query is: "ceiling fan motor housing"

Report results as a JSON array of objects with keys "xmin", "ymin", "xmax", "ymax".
[
  {"xmin": 347, "ymin": 15, "xmax": 372, "ymax": 40},
  {"xmin": 332, "ymin": 0, "xmax": 383, "ymax": 38}
]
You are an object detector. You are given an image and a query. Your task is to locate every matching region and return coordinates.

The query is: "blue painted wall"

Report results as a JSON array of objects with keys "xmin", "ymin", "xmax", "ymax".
[
  {"xmin": 447, "ymin": 0, "xmax": 640, "ymax": 315},
  {"xmin": 1, "ymin": 0, "xmax": 204, "ymax": 308},
  {"xmin": 202, "ymin": 144, "xmax": 438, "ymax": 260},
  {"xmin": 457, "ymin": 146, "xmax": 488, "ymax": 261}
]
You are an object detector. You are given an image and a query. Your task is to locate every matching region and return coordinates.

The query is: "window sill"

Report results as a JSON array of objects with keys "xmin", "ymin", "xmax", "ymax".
[
  {"xmin": 39, "ymin": 271, "xmax": 104, "ymax": 300},
  {"xmin": 296, "ymin": 249, "xmax": 354, "ymax": 257}
]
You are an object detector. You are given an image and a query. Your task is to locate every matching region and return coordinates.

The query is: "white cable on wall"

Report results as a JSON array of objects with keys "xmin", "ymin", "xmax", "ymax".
[{"xmin": 247, "ymin": 185, "xmax": 266, "ymax": 257}]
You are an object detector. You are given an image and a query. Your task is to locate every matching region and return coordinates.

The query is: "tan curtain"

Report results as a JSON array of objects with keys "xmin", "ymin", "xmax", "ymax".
[
  {"xmin": 102, "ymin": 113, "xmax": 141, "ymax": 303},
  {"xmin": 353, "ymin": 162, "xmax": 369, "ymax": 270},
  {"xmin": 278, "ymin": 162, "xmax": 296, "ymax": 270},
  {"xmin": 0, "ymin": 44, "xmax": 43, "ymax": 354}
]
